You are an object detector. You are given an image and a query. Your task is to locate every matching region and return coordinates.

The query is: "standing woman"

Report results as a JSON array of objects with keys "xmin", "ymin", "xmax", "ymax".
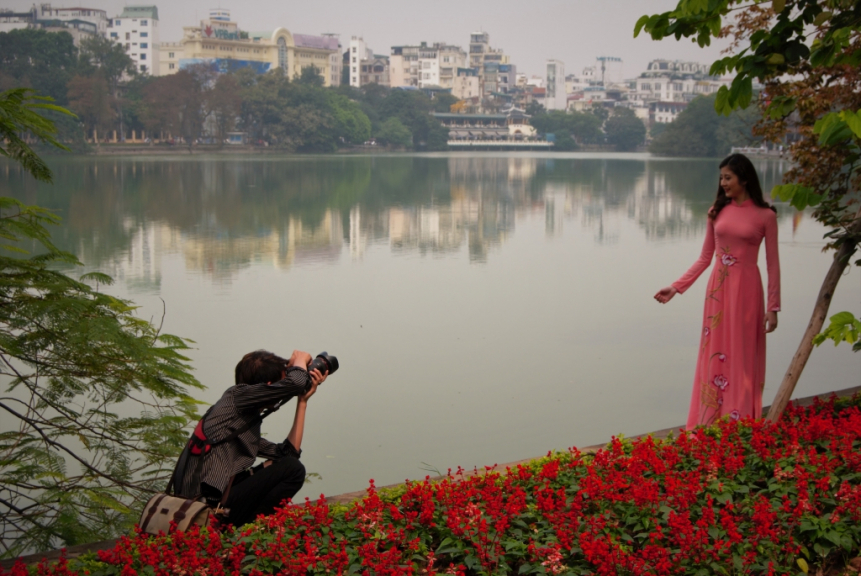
[{"xmin": 655, "ymin": 154, "xmax": 780, "ymax": 429}]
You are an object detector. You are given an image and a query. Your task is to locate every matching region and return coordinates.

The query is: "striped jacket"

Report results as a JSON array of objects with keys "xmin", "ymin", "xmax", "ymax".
[{"xmin": 174, "ymin": 367, "xmax": 312, "ymax": 502}]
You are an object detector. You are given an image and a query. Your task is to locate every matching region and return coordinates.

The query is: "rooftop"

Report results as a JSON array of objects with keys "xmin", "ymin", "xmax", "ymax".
[{"xmin": 119, "ymin": 6, "xmax": 159, "ymax": 20}]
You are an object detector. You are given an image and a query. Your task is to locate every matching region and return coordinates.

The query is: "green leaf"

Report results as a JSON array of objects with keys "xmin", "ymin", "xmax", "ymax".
[
  {"xmin": 772, "ymin": 0, "xmax": 785, "ymax": 13},
  {"xmin": 813, "ymin": 311, "xmax": 861, "ymax": 348},
  {"xmin": 797, "ymin": 558, "xmax": 809, "ymax": 573},
  {"xmin": 634, "ymin": 15, "xmax": 650, "ymax": 37},
  {"xmin": 840, "ymin": 110, "xmax": 861, "ymax": 138}
]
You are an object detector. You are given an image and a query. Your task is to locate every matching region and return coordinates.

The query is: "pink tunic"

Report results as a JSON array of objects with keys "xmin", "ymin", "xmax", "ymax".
[{"xmin": 672, "ymin": 200, "xmax": 780, "ymax": 430}]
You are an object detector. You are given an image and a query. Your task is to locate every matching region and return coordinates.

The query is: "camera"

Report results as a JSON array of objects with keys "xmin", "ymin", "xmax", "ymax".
[{"xmin": 308, "ymin": 351, "xmax": 339, "ymax": 375}]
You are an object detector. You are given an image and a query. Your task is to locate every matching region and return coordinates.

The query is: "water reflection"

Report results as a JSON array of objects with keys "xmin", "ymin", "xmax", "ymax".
[{"xmin": 1, "ymin": 154, "xmax": 792, "ymax": 286}]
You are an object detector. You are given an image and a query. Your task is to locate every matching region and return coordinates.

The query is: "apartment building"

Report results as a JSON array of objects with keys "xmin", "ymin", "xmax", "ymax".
[
  {"xmin": 390, "ymin": 42, "xmax": 466, "ymax": 89},
  {"xmin": 107, "ymin": 6, "xmax": 158, "ymax": 75},
  {"xmin": 0, "ymin": 4, "xmax": 107, "ymax": 43}
]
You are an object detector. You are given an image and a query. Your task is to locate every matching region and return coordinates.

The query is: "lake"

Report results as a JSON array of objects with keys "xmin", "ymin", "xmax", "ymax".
[{"xmin": 2, "ymin": 152, "xmax": 858, "ymax": 499}]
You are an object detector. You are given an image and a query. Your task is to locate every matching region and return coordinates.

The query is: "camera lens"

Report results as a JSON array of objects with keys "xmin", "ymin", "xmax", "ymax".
[{"xmin": 308, "ymin": 352, "xmax": 338, "ymax": 375}]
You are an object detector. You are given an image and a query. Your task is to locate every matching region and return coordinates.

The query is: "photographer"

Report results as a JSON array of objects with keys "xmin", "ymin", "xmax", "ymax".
[{"xmin": 172, "ymin": 349, "xmax": 328, "ymax": 527}]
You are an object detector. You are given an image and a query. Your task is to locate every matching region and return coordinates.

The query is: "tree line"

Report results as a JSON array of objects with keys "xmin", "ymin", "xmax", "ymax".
[{"xmin": 0, "ymin": 28, "xmax": 458, "ymax": 152}]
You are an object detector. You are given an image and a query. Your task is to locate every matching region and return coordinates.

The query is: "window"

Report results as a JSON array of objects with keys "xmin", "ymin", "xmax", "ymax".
[
  {"xmin": 140, "ymin": 64, "xmax": 147, "ymax": 72},
  {"xmin": 110, "ymin": 32, "xmax": 118, "ymax": 38},
  {"xmin": 125, "ymin": 32, "xmax": 130, "ymax": 40},
  {"xmin": 277, "ymin": 37, "xmax": 287, "ymax": 69},
  {"xmin": 351, "ymin": 47, "xmax": 356, "ymax": 53},
  {"xmin": 115, "ymin": 19, "xmax": 120, "ymax": 25},
  {"xmin": 140, "ymin": 32, "xmax": 148, "ymax": 37},
  {"xmin": 140, "ymin": 53, "xmax": 146, "ymax": 60},
  {"xmin": 655, "ymin": 83, "xmax": 661, "ymax": 90},
  {"xmin": 141, "ymin": 20, "xmax": 147, "ymax": 26},
  {"xmin": 169, "ymin": 52, "xmax": 174, "ymax": 58}
]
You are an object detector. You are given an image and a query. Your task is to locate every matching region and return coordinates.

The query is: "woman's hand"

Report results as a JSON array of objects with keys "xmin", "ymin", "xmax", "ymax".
[
  {"xmin": 765, "ymin": 311, "xmax": 778, "ymax": 333},
  {"xmin": 654, "ymin": 286, "xmax": 678, "ymax": 304},
  {"xmin": 299, "ymin": 369, "xmax": 327, "ymax": 403}
]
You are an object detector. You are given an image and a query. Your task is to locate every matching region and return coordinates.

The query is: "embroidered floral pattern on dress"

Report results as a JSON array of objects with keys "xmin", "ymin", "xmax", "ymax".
[
  {"xmin": 712, "ymin": 374, "xmax": 728, "ymax": 390},
  {"xmin": 707, "ymin": 247, "xmax": 738, "ymax": 302},
  {"xmin": 729, "ymin": 410, "xmax": 741, "ymax": 421}
]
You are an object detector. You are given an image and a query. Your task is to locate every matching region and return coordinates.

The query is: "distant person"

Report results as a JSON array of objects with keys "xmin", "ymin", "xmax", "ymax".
[
  {"xmin": 654, "ymin": 153, "xmax": 780, "ymax": 429},
  {"xmin": 171, "ymin": 349, "xmax": 328, "ymax": 527}
]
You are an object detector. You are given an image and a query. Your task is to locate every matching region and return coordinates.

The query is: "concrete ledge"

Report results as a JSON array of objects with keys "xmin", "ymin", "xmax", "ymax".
[{"xmin": 3, "ymin": 386, "xmax": 858, "ymax": 569}]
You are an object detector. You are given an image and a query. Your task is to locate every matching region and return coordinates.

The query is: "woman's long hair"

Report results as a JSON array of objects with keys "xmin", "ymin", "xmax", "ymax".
[{"xmin": 709, "ymin": 153, "xmax": 776, "ymax": 220}]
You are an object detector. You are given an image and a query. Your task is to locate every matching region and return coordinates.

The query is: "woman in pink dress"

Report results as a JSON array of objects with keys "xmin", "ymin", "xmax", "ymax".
[{"xmin": 655, "ymin": 154, "xmax": 780, "ymax": 430}]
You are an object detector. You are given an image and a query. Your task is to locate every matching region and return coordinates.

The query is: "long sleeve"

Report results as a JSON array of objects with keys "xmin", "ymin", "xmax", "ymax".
[
  {"xmin": 233, "ymin": 367, "xmax": 312, "ymax": 412},
  {"xmin": 258, "ymin": 437, "xmax": 301, "ymax": 459},
  {"xmin": 672, "ymin": 217, "xmax": 715, "ymax": 294},
  {"xmin": 764, "ymin": 210, "xmax": 781, "ymax": 311}
]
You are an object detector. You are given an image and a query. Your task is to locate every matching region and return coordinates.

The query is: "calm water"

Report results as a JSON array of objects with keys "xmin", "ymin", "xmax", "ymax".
[{"xmin": 2, "ymin": 153, "xmax": 858, "ymax": 499}]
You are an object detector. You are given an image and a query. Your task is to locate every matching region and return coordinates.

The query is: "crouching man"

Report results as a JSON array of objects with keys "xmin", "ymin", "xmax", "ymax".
[{"xmin": 171, "ymin": 349, "xmax": 327, "ymax": 527}]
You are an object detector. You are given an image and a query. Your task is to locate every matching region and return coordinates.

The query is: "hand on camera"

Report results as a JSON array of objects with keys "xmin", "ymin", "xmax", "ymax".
[
  {"xmin": 300, "ymin": 369, "xmax": 327, "ymax": 402},
  {"xmin": 287, "ymin": 350, "xmax": 312, "ymax": 370}
]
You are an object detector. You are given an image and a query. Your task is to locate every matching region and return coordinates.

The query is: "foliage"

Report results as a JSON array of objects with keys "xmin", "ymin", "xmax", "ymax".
[
  {"xmin": 650, "ymin": 94, "xmax": 761, "ymax": 157},
  {"xmin": 375, "ymin": 117, "xmax": 413, "ymax": 149},
  {"xmin": 66, "ymin": 74, "xmax": 114, "ymax": 141},
  {"xmin": 638, "ymin": 0, "xmax": 861, "ymax": 353},
  {"xmin": 0, "ymin": 93, "xmax": 202, "ymax": 558},
  {"xmin": 0, "ymin": 29, "xmax": 78, "ymax": 105},
  {"xmin": 604, "ymin": 108, "xmax": 647, "ymax": 152},
  {"xmin": 529, "ymin": 109, "xmax": 605, "ymax": 149},
  {"xmin": 12, "ymin": 396, "xmax": 861, "ymax": 575},
  {"xmin": 0, "ymin": 88, "xmax": 74, "ymax": 183}
]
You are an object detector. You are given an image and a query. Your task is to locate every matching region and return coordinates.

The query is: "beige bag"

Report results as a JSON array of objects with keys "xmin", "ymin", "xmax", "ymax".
[{"xmin": 139, "ymin": 493, "xmax": 211, "ymax": 534}]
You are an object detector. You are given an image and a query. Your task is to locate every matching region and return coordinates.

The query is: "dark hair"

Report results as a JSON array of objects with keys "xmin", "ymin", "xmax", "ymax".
[
  {"xmin": 234, "ymin": 350, "xmax": 288, "ymax": 385},
  {"xmin": 709, "ymin": 153, "xmax": 776, "ymax": 220}
]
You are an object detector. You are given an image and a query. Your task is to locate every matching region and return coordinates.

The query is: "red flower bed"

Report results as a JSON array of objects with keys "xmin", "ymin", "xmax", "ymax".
[{"xmin": 5, "ymin": 396, "xmax": 861, "ymax": 575}]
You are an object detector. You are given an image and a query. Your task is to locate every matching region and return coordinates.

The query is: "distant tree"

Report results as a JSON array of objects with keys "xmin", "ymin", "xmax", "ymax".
[
  {"xmin": 649, "ymin": 121, "xmax": 669, "ymax": 140},
  {"xmin": 605, "ymin": 107, "xmax": 647, "ymax": 151},
  {"xmin": 589, "ymin": 104, "xmax": 610, "ymax": 123},
  {"xmin": 649, "ymin": 94, "xmax": 759, "ymax": 157},
  {"xmin": 66, "ymin": 74, "xmax": 114, "ymax": 144},
  {"xmin": 78, "ymin": 35, "xmax": 137, "ymax": 139},
  {"xmin": 432, "ymin": 92, "xmax": 459, "ymax": 113},
  {"xmin": 327, "ymin": 92, "xmax": 371, "ymax": 145},
  {"xmin": 525, "ymin": 101, "xmax": 545, "ymax": 117},
  {"xmin": 297, "ymin": 65, "xmax": 325, "ymax": 87},
  {"xmin": 207, "ymin": 74, "xmax": 242, "ymax": 145},
  {"xmin": 375, "ymin": 117, "xmax": 412, "ymax": 149},
  {"xmin": 0, "ymin": 29, "xmax": 78, "ymax": 104}
]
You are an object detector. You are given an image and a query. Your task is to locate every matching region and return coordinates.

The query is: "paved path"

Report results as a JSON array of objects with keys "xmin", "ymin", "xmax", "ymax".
[{"xmin": 3, "ymin": 386, "xmax": 858, "ymax": 570}]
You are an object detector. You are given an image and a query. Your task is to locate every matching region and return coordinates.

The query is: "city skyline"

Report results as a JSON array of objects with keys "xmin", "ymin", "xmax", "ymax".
[{"xmin": 0, "ymin": 0, "xmax": 732, "ymax": 79}]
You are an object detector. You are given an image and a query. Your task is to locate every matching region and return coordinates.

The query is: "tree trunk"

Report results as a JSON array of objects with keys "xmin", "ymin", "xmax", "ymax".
[{"xmin": 767, "ymin": 211, "xmax": 861, "ymax": 422}]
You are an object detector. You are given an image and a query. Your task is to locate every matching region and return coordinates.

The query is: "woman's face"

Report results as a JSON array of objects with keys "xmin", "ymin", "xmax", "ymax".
[{"xmin": 720, "ymin": 166, "xmax": 749, "ymax": 202}]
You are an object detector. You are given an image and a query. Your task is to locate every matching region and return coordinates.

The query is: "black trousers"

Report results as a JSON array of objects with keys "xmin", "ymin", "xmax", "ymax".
[{"xmin": 224, "ymin": 455, "xmax": 305, "ymax": 527}]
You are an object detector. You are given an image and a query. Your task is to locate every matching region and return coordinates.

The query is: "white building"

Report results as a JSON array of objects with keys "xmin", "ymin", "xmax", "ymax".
[
  {"xmin": 630, "ymin": 59, "xmax": 729, "ymax": 104},
  {"xmin": 546, "ymin": 60, "xmax": 565, "ymax": 111},
  {"xmin": 348, "ymin": 36, "xmax": 373, "ymax": 87},
  {"xmin": 390, "ymin": 42, "xmax": 466, "ymax": 89},
  {"xmin": 107, "ymin": 6, "xmax": 159, "ymax": 75},
  {"xmin": 0, "ymin": 4, "xmax": 107, "ymax": 41}
]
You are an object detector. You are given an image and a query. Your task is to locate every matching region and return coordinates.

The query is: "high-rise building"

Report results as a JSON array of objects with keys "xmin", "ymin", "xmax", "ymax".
[
  {"xmin": 107, "ymin": 6, "xmax": 159, "ymax": 75},
  {"xmin": 545, "ymin": 60, "xmax": 565, "ymax": 110},
  {"xmin": 348, "ymin": 36, "xmax": 373, "ymax": 87}
]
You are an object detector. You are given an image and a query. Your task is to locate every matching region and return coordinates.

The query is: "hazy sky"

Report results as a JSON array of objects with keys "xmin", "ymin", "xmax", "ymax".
[{"xmin": 2, "ymin": 0, "xmax": 732, "ymax": 77}]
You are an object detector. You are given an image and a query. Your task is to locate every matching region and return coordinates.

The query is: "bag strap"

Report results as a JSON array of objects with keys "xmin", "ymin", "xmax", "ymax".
[
  {"xmin": 165, "ymin": 402, "xmax": 285, "ymax": 494},
  {"xmin": 141, "ymin": 493, "xmax": 168, "ymax": 533}
]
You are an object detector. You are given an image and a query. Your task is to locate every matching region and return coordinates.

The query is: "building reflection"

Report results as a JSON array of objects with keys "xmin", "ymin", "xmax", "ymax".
[{"xmin": 1, "ymin": 155, "xmax": 790, "ymax": 287}]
